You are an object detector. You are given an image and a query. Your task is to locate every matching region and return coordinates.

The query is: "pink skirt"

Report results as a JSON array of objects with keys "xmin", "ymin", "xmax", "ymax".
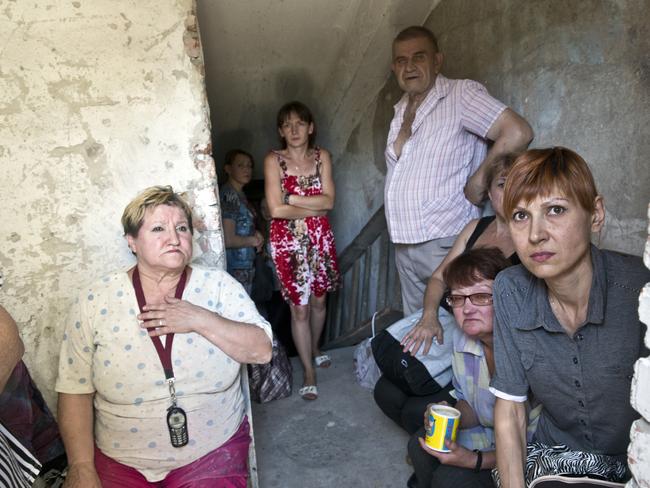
[{"xmin": 94, "ymin": 417, "xmax": 250, "ymax": 487}]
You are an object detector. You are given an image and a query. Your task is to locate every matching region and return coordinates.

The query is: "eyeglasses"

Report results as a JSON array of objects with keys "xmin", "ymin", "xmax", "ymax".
[{"xmin": 445, "ymin": 293, "xmax": 493, "ymax": 308}]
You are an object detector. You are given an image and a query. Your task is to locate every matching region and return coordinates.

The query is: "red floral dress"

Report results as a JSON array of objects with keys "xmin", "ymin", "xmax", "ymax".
[{"xmin": 269, "ymin": 148, "xmax": 341, "ymax": 306}]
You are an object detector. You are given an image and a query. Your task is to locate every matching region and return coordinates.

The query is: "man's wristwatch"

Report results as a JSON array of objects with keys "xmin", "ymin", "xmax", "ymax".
[{"xmin": 283, "ymin": 193, "xmax": 291, "ymax": 205}]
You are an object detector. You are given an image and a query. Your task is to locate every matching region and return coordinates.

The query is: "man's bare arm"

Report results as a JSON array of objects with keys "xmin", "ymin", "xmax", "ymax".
[{"xmin": 464, "ymin": 108, "xmax": 533, "ymax": 205}]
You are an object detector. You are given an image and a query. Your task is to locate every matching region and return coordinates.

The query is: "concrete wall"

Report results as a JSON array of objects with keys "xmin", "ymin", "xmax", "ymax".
[
  {"xmin": 197, "ymin": 0, "xmax": 437, "ymax": 179},
  {"xmin": 1, "ymin": 0, "xmax": 647, "ymax": 412},
  {"xmin": 332, "ymin": 0, "xmax": 650, "ymax": 256},
  {"xmin": 0, "ymin": 0, "xmax": 221, "ymax": 407}
]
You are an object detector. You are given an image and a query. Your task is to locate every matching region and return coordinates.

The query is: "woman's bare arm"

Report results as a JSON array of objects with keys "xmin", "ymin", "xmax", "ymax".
[
  {"xmin": 419, "ymin": 437, "xmax": 497, "ymax": 470},
  {"xmin": 58, "ymin": 392, "xmax": 102, "ymax": 487},
  {"xmin": 288, "ymin": 148, "xmax": 335, "ymax": 211},
  {"xmin": 400, "ymin": 220, "xmax": 478, "ymax": 352},
  {"xmin": 494, "ymin": 398, "xmax": 527, "ymax": 488},
  {"xmin": 264, "ymin": 153, "xmax": 326, "ymax": 220},
  {"xmin": 140, "ymin": 297, "xmax": 272, "ymax": 364}
]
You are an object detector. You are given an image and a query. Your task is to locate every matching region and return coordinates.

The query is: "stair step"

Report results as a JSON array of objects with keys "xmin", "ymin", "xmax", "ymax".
[{"xmin": 323, "ymin": 308, "xmax": 403, "ymax": 349}]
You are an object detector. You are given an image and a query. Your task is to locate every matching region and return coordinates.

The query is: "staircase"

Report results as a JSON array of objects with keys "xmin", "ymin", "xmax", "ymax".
[{"xmin": 323, "ymin": 205, "xmax": 403, "ymax": 349}]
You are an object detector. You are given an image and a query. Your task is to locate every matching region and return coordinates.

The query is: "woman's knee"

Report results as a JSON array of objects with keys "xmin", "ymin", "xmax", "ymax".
[
  {"xmin": 290, "ymin": 304, "xmax": 310, "ymax": 322},
  {"xmin": 408, "ymin": 428, "xmax": 441, "ymax": 488},
  {"xmin": 373, "ymin": 376, "xmax": 386, "ymax": 406},
  {"xmin": 373, "ymin": 376, "xmax": 406, "ymax": 418},
  {"xmin": 309, "ymin": 294, "xmax": 326, "ymax": 312},
  {"xmin": 373, "ymin": 376, "xmax": 394, "ymax": 405},
  {"xmin": 401, "ymin": 404, "xmax": 427, "ymax": 436},
  {"xmin": 174, "ymin": 475, "xmax": 247, "ymax": 488}
]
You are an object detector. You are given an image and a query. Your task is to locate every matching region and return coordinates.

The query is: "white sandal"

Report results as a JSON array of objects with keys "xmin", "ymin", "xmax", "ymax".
[
  {"xmin": 314, "ymin": 354, "xmax": 332, "ymax": 368},
  {"xmin": 299, "ymin": 385, "xmax": 318, "ymax": 400}
]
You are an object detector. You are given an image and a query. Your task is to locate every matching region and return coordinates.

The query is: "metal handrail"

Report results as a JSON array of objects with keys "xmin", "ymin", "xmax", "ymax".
[{"xmin": 323, "ymin": 205, "xmax": 402, "ymax": 349}]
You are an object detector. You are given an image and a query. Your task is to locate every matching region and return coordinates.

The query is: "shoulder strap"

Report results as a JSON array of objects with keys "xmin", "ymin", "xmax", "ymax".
[
  {"xmin": 132, "ymin": 267, "xmax": 188, "ymax": 380},
  {"xmin": 314, "ymin": 147, "xmax": 322, "ymax": 175},
  {"xmin": 465, "ymin": 216, "xmax": 495, "ymax": 251}
]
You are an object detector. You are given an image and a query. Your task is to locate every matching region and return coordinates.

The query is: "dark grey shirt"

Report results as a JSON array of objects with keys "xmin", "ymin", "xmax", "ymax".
[{"xmin": 490, "ymin": 245, "xmax": 650, "ymax": 457}]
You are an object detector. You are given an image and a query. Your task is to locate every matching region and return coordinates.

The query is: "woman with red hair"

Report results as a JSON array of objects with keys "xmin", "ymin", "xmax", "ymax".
[{"xmin": 490, "ymin": 147, "xmax": 649, "ymax": 486}]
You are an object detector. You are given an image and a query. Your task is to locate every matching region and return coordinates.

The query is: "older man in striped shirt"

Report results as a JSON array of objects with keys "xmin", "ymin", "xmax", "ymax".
[{"xmin": 385, "ymin": 26, "xmax": 533, "ymax": 333}]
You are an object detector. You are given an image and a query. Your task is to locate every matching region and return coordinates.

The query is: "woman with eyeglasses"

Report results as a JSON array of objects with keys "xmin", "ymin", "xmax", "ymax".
[
  {"xmin": 407, "ymin": 248, "xmax": 540, "ymax": 488},
  {"xmin": 374, "ymin": 155, "xmax": 519, "ymax": 436}
]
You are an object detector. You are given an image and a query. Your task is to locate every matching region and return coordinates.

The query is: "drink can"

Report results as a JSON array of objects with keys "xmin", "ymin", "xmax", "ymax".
[{"xmin": 425, "ymin": 404, "xmax": 460, "ymax": 452}]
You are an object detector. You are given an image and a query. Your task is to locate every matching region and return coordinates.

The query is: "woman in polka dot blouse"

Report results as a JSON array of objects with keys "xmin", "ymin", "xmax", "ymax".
[{"xmin": 55, "ymin": 186, "xmax": 273, "ymax": 488}]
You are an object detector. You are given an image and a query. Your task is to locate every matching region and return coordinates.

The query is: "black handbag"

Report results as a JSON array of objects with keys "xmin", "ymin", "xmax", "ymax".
[
  {"xmin": 250, "ymin": 254, "xmax": 273, "ymax": 303},
  {"xmin": 370, "ymin": 329, "xmax": 444, "ymax": 396}
]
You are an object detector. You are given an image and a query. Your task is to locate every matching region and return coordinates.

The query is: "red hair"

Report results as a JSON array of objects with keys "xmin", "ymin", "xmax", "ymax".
[{"xmin": 503, "ymin": 147, "xmax": 598, "ymax": 218}]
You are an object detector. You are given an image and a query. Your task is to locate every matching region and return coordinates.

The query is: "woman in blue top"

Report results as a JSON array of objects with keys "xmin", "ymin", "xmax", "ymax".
[{"xmin": 220, "ymin": 149, "xmax": 264, "ymax": 294}]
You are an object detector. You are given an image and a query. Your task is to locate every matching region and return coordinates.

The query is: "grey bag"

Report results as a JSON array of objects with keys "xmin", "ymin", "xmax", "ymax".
[{"xmin": 353, "ymin": 312, "xmax": 382, "ymax": 390}]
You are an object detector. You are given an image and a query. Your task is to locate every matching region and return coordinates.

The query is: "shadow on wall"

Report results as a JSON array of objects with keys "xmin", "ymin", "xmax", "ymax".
[
  {"xmin": 371, "ymin": 76, "xmax": 402, "ymax": 176},
  {"xmin": 273, "ymin": 67, "xmax": 332, "ymax": 150},
  {"xmin": 212, "ymin": 67, "xmax": 331, "ymax": 176},
  {"xmin": 213, "ymin": 128, "xmax": 255, "ymax": 181},
  {"xmin": 419, "ymin": 0, "xmax": 650, "ymax": 256}
]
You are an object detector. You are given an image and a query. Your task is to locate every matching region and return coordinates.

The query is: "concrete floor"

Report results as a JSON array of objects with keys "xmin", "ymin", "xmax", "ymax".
[{"xmin": 251, "ymin": 346, "xmax": 412, "ymax": 488}]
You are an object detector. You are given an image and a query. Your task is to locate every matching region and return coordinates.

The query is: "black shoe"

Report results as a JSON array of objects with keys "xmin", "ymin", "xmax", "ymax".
[{"xmin": 407, "ymin": 473, "xmax": 418, "ymax": 488}]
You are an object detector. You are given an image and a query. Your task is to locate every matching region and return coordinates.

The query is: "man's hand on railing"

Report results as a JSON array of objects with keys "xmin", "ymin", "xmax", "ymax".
[{"xmin": 400, "ymin": 313, "xmax": 444, "ymax": 356}]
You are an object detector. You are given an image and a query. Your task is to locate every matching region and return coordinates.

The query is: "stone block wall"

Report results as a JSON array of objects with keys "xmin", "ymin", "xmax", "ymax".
[{"xmin": 628, "ymin": 203, "xmax": 650, "ymax": 487}]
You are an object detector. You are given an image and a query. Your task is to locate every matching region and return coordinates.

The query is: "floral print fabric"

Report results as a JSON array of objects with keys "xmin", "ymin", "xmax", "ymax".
[{"xmin": 269, "ymin": 148, "xmax": 341, "ymax": 306}]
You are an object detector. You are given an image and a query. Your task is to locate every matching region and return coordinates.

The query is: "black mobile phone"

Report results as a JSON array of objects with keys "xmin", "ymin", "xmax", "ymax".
[{"xmin": 167, "ymin": 406, "xmax": 189, "ymax": 448}]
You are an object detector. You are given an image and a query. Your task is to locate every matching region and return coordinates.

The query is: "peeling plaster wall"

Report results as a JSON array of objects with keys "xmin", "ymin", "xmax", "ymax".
[
  {"xmin": 0, "ymin": 0, "xmax": 222, "ymax": 407},
  {"xmin": 333, "ymin": 0, "xmax": 650, "ymax": 256}
]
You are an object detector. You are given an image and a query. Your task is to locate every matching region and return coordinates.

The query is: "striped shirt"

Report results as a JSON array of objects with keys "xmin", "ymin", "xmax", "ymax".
[
  {"xmin": 384, "ymin": 75, "xmax": 506, "ymax": 243},
  {"xmin": 0, "ymin": 423, "xmax": 40, "ymax": 487}
]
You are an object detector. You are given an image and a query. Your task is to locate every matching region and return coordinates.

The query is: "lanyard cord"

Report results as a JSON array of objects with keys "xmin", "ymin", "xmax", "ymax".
[{"xmin": 131, "ymin": 266, "xmax": 188, "ymax": 380}]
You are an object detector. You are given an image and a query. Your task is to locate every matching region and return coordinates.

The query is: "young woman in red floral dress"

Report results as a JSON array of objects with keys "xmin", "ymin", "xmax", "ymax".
[{"xmin": 263, "ymin": 101, "xmax": 341, "ymax": 401}]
